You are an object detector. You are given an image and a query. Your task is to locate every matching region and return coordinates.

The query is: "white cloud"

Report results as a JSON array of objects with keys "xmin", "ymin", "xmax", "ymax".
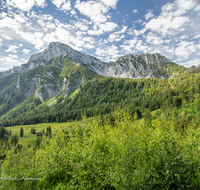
[
  {"xmin": 8, "ymin": 54, "xmax": 18, "ymax": 58},
  {"xmin": 5, "ymin": 45, "xmax": 19, "ymax": 53},
  {"xmin": 100, "ymin": 0, "xmax": 118, "ymax": 8},
  {"xmin": 61, "ymin": 1, "xmax": 71, "ymax": 11},
  {"xmin": 51, "ymin": 0, "xmax": 71, "ymax": 11},
  {"xmin": 195, "ymin": 4, "xmax": 200, "ymax": 11},
  {"xmin": 99, "ymin": 22, "xmax": 118, "ymax": 32},
  {"xmin": 14, "ymin": 13, "xmax": 27, "ymax": 23},
  {"xmin": 107, "ymin": 26, "xmax": 127, "ymax": 42},
  {"xmin": 179, "ymin": 35, "xmax": 189, "ymax": 40},
  {"xmin": 75, "ymin": 0, "xmax": 109, "ymax": 23},
  {"xmin": 88, "ymin": 22, "xmax": 118, "ymax": 35},
  {"xmin": 35, "ymin": 0, "xmax": 46, "ymax": 8},
  {"xmin": 133, "ymin": 28, "xmax": 146, "ymax": 36},
  {"xmin": 6, "ymin": 0, "xmax": 46, "ymax": 12},
  {"xmin": 0, "ymin": 17, "xmax": 22, "ymax": 29},
  {"xmin": 133, "ymin": 9, "xmax": 138, "ymax": 14},
  {"xmin": 174, "ymin": 0, "xmax": 197, "ymax": 16},
  {"xmin": 145, "ymin": 0, "xmax": 196, "ymax": 36},
  {"xmin": 145, "ymin": 12, "xmax": 154, "ymax": 20},
  {"xmin": 145, "ymin": 32, "xmax": 164, "ymax": 45},
  {"xmin": 95, "ymin": 45, "xmax": 119, "ymax": 61},
  {"xmin": 193, "ymin": 34, "xmax": 200, "ymax": 39},
  {"xmin": 70, "ymin": 9, "xmax": 76, "ymax": 16},
  {"xmin": 135, "ymin": 40, "xmax": 149, "ymax": 52},
  {"xmin": 120, "ymin": 38, "xmax": 137, "ymax": 53},
  {"xmin": 22, "ymin": 49, "xmax": 31, "ymax": 55},
  {"xmin": 75, "ymin": 21, "xmax": 89, "ymax": 31},
  {"xmin": 0, "ymin": 34, "xmax": 12, "ymax": 40},
  {"xmin": 175, "ymin": 41, "xmax": 198, "ymax": 59},
  {"xmin": 84, "ymin": 43, "xmax": 95, "ymax": 49},
  {"xmin": 145, "ymin": 16, "xmax": 190, "ymax": 35}
]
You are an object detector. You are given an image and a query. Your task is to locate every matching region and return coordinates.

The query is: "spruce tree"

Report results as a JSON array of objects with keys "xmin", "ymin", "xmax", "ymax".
[
  {"xmin": 48, "ymin": 126, "xmax": 52, "ymax": 137},
  {"xmin": 48, "ymin": 126, "xmax": 51, "ymax": 134},
  {"xmin": 20, "ymin": 127, "xmax": 24, "ymax": 137},
  {"xmin": 46, "ymin": 127, "xmax": 49, "ymax": 137}
]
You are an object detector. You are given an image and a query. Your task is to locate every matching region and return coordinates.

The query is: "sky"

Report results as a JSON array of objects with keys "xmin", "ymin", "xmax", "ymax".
[{"xmin": 0, "ymin": 0, "xmax": 200, "ymax": 72}]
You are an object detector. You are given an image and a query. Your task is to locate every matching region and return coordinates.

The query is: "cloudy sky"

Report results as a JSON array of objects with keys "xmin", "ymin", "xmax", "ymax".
[{"xmin": 0, "ymin": 0, "xmax": 200, "ymax": 72}]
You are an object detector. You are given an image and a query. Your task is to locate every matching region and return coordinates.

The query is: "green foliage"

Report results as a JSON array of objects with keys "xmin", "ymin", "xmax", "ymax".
[
  {"xmin": 1, "ymin": 111, "xmax": 200, "ymax": 189},
  {"xmin": 0, "ymin": 126, "xmax": 9, "ymax": 143},
  {"xmin": 8, "ymin": 133, "xmax": 19, "ymax": 146},
  {"xmin": 31, "ymin": 127, "xmax": 36, "ymax": 134}
]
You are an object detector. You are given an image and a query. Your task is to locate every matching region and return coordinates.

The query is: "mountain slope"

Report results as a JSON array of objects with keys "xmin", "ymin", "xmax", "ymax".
[{"xmin": 1, "ymin": 72, "xmax": 200, "ymax": 128}]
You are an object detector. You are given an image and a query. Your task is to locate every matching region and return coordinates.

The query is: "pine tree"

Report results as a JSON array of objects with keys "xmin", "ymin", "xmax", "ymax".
[
  {"xmin": 20, "ymin": 127, "xmax": 24, "ymax": 137},
  {"xmin": 48, "ymin": 126, "xmax": 51, "ymax": 133},
  {"xmin": 46, "ymin": 127, "xmax": 49, "ymax": 137}
]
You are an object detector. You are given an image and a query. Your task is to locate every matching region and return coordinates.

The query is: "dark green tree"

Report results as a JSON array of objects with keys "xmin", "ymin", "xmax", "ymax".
[{"xmin": 20, "ymin": 127, "xmax": 24, "ymax": 137}]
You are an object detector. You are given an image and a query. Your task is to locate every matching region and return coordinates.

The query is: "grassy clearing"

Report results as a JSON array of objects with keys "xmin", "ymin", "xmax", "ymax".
[{"xmin": 5, "ymin": 119, "xmax": 91, "ymax": 144}]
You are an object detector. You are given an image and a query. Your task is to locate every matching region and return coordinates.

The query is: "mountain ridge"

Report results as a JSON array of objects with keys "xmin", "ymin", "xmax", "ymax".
[
  {"xmin": 0, "ymin": 42, "xmax": 187, "ymax": 117},
  {"xmin": 0, "ymin": 42, "xmax": 186, "ymax": 79}
]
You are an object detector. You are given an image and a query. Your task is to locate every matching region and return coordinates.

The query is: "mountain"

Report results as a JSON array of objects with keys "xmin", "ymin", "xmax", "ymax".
[
  {"xmin": 1, "ymin": 42, "xmax": 186, "ymax": 80},
  {"xmin": 0, "ymin": 42, "xmax": 187, "ymax": 117}
]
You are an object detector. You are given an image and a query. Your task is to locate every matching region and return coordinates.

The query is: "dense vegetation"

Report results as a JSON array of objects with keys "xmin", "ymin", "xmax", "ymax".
[
  {"xmin": 1, "ymin": 71, "xmax": 200, "ymax": 131},
  {"xmin": 1, "ymin": 110, "xmax": 200, "ymax": 189}
]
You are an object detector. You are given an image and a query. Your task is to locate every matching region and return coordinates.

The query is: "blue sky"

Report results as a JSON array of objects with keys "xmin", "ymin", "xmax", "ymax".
[{"xmin": 0, "ymin": 0, "xmax": 200, "ymax": 72}]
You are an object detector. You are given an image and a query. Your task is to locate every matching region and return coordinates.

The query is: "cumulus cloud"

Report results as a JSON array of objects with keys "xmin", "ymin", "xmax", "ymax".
[
  {"xmin": 145, "ymin": 12, "xmax": 154, "ymax": 20},
  {"xmin": 120, "ymin": 38, "xmax": 137, "ymax": 53},
  {"xmin": 6, "ymin": 0, "xmax": 46, "ymax": 12},
  {"xmin": 175, "ymin": 41, "xmax": 199, "ymax": 59},
  {"xmin": 193, "ymin": 34, "xmax": 200, "ymax": 39},
  {"xmin": 70, "ymin": 9, "xmax": 76, "ymax": 16},
  {"xmin": 95, "ymin": 45, "xmax": 119, "ymax": 61},
  {"xmin": 145, "ymin": 15, "xmax": 190, "ymax": 35},
  {"xmin": 75, "ymin": 0, "xmax": 109, "ymax": 23},
  {"xmin": 194, "ymin": 4, "xmax": 200, "ymax": 11},
  {"xmin": 5, "ymin": 45, "xmax": 19, "ymax": 53},
  {"xmin": 100, "ymin": 0, "xmax": 118, "ymax": 8},
  {"xmin": 0, "ymin": 34, "xmax": 12, "ymax": 40},
  {"xmin": 145, "ymin": 0, "xmax": 196, "ymax": 35},
  {"xmin": 22, "ymin": 49, "xmax": 31, "ymax": 55},
  {"xmin": 88, "ymin": 22, "xmax": 118, "ymax": 35},
  {"xmin": 51, "ymin": 0, "xmax": 71, "ymax": 11},
  {"xmin": 145, "ymin": 32, "xmax": 164, "ymax": 45},
  {"xmin": 8, "ymin": 54, "xmax": 18, "ymax": 58},
  {"xmin": 0, "ymin": 17, "xmax": 22, "ymax": 29},
  {"xmin": 108, "ymin": 26, "xmax": 127, "ymax": 42}
]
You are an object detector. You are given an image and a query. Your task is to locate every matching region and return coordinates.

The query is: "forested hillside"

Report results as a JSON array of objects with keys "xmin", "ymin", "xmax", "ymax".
[{"xmin": 1, "ymin": 71, "xmax": 200, "ymax": 131}]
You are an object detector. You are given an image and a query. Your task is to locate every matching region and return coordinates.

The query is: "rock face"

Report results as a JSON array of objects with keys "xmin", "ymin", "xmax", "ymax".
[
  {"xmin": 0, "ymin": 42, "xmax": 186, "ymax": 116},
  {"xmin": 0, "ymin": 42, "xmax": 180, "ymax": 80}
]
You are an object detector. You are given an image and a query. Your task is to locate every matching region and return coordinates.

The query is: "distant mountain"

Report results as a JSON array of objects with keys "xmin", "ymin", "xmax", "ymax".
[
  {"xmin": 0, "ymin": 42, "xmax": 187, "ymax": 117},
  {"xmin": 191, "ymin": 64, "xmax": 200, "ymax": 68}
]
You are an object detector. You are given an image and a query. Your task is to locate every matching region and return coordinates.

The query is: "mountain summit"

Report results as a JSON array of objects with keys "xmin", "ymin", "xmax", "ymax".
[{"xmin": 1, "ymin": 42, "xmax": 185, "ymax": 79}]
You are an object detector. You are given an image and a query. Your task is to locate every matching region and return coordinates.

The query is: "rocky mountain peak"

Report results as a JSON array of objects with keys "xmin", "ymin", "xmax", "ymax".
[{"xmin": 0, "ymin": 42, "xmax": 185, "ymax": 80}]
